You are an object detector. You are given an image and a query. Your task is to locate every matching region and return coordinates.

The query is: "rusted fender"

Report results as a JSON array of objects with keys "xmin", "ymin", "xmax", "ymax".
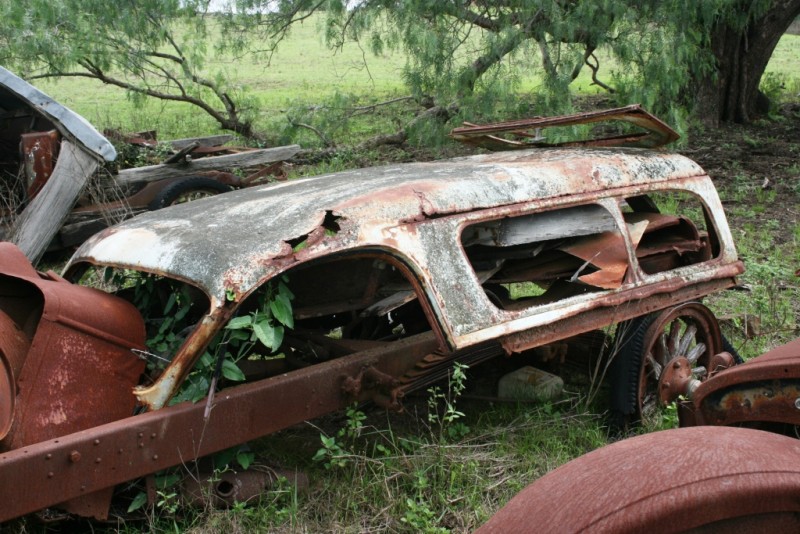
[
  {"xmin": 689, "ymin": 337, "xmax": 800, "ymax": 427},
  {"xmin": 476, "ymin": 426, "xmax": 800, "ymax": 533}
]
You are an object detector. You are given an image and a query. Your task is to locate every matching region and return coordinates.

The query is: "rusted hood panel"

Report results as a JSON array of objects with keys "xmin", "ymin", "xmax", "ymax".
[{"xmin": 69, "ymin": 148, "xmax": 704, "ymax": 301}]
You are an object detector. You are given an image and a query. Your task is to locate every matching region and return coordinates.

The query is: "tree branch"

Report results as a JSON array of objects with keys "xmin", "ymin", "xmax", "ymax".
[
  {"xmin": 585, "ymin": 52, "xmax": 615, "ymax": 93},
  {"xmin": 289, "ymin": 120, "xmax": 335, "ymax": 148}
]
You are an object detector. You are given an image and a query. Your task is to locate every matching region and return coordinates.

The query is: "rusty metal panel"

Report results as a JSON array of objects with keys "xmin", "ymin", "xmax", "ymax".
[
  {"xmin": 498, "ymin": 275, "xmax": 740, "ymax": 355},
  {"xmin": 450, "ymin": 104, "xmax": 680, "ymax": 150},
  {"xmin": 0, "ymin": 244, "xmax": 148, "ymax": 519},
  {"xmin": 691, "ymin": 337, "xmax": 800, "ymax": 427},
  {"xmin": 0, "ymin": 242, "xmax": 40, "ymax": 279},
  {"xmin": 0, "ymin": 310, "xmax": 27, "ymax": 440},
  {"xmin": 0, "ymin": 244, "xmax": 147, "ymax": 452},
  {"xmin": 477, "ymin": 426, "xmax": 800, "ymax": 533},
  {"xmin": 20, "ymin": 130, "xmax": 60, "ymax": 199}
]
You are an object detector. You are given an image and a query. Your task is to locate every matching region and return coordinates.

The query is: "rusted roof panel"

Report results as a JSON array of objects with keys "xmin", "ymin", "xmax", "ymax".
[{"xmin": 69, "ymin": 148, "xmax": 704, "ymax": 301}]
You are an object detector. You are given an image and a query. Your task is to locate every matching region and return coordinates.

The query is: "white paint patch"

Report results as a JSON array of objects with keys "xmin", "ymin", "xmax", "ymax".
[{"xmin": 82, "ymin": 227, "xmax": 181, "ymax": 269}]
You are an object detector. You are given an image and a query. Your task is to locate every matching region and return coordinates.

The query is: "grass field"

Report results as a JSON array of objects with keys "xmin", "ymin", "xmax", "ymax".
[
  {"xmin": 8, "ymin": 17, "xmax": 800, "ymax": 534},
  {"xmin": 33, "ymin": 19, "xmax": 800, "ymax": 143}
]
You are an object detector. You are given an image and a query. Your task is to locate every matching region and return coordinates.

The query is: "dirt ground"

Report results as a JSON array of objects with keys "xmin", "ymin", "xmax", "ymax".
[{"xmin": 685, "ymin": 103, "xmax": 800, "ymax": 242}]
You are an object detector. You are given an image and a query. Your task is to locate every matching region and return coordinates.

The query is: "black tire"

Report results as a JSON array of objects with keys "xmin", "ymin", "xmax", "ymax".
[
  {"xmin": 148, "ymin": 177, "xmax": 232, "ymax": 210},
  {"xmin": 609, "ymin": 314, "xmax": 653, "ymax": 430},
  {"xmin": 722, "ymin": 335, "xmax": 744, "ymax": 363},
  {"xmin": 609, "ymin": 303, "xmax": 730, "ymax": 430}
]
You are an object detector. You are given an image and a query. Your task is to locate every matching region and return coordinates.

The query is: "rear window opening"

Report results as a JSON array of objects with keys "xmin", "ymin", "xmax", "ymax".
[
  {"xmin": 462, "ymin": 192, "xmax": 721, "ymax": 311},
  {"xmin": 622, "ymin": 191, "xmax": 720, "ymax": 275}
]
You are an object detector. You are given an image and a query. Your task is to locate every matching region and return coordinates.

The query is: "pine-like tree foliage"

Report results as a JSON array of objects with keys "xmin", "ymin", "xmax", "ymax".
[
  {"xmin": 0, "ymin": 0, "xmax": 260, "ymax": 138},
  {"xmin": 1, "ymin": 0, "xmax": 796, "ymax": 140},
  {"xmin": 223, "ymin": 0, "xmax": 796, "ymax": 126}
]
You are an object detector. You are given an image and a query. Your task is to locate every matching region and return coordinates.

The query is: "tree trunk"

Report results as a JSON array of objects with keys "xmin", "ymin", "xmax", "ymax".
[{"xmin": 696, "ymin": 0, "xmax": 800, "ymax": 126}]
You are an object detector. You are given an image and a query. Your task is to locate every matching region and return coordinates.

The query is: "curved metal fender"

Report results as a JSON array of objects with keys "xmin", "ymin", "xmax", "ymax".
[{"xmin": 477, "ymin": 426, "xmax": 800, "ymax": 533}]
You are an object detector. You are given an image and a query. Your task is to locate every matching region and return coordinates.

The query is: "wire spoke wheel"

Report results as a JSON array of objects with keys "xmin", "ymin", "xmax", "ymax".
[{"xmin": 637, "ymin": 303, "xmax": 722, "ymax": 423}]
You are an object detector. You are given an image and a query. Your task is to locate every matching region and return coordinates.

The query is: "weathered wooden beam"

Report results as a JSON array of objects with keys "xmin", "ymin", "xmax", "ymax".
[
  {"xmin": 464, "ymin": 204, "xmax": 617, "ymax": 247},
  {"xmin": 169, "ymin": 134, "xmax": 234, "ymax": 150},
  {"xmin": 116, "ymin": 145, "xmax": 301, "ymax": 184},
  {"xmin": 10, "ymin": 140, "xmax": 99, "ymax": 264}
]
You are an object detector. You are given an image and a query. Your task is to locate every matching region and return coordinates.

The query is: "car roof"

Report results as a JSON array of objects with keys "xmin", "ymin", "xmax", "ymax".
[{"xmin": 69, "ymin": 147, "xmax": 704, "ymax": 301}]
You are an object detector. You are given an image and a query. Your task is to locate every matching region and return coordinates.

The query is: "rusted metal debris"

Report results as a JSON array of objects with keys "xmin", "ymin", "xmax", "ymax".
[
  {"xmin": 0, "ymin": 104, "xmax": 747, "ymax": 522},
  {"xmin": 450, "ymin": 104, "xmax": 680, "ymax": 151},
  {"xmin": 182, "ymin": 467, "xmax": 309, "ymax": 509},
  {"xmin": 678, "ymin": 336, "xmax": 800, "ymax": 428}
]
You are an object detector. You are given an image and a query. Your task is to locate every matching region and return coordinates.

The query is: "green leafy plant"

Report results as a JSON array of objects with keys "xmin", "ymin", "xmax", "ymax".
[
  {"xmin": 170, "ymin": 278, "xmax": 294, "ymax": 404},
  {"xmin": 427, "ymin": 363, "xmax": 469, "ymax": 440},
  {"xmin": 312, "ymin": 434, "xmax": 349, "ymax": 470},
  {"xmin": 312, "ymin": 405, "xmax": 367, "ymax": 469},
  {"xmin": 127, "ymin": 472, "xmax": 182, "ymax": 514},
  {"xmin": 401, "ymin": 497, "xmax": 449, "ymax": 534},
  {"xmin": 212, "ymin": 445, "xmax": 257, "ymax": 472}
]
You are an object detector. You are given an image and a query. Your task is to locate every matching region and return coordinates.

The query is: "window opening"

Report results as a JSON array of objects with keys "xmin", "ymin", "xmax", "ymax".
[
  {"xmin": 622, "ymin": 191, "xmax": 719, "ymax": 275},
  {"xmin": 461, "ymin": 204, "xmax": 627, "ymax": 311}
]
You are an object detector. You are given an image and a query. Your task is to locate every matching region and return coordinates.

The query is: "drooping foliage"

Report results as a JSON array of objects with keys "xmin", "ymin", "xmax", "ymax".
[
  {"xmin": 219, "ymin": 0, "xmax": 798, "ymax": 128},
  {"xmin": 0, "ymin": 0, "xmax": 261, "ymax": 138},
  {"xmin": 0, "ymin": 0, "xmax": 795, "ymax": 142}
]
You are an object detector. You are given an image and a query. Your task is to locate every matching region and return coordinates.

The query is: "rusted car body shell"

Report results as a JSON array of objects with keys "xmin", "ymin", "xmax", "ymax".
[
  {"xmin": 683, "ymin": 337, "xmax": 800, "ymax": 428},
  {"xmin": 68, "ymin": 147, "xmax": 743, "ymax": 409},
  {"xmin": 0, "ymin": 242, "xmax": 146, "ymax": 452},
  {"xmin": 477, "ymin": 426, "xmax": 800, "ymax": 533},
  {"xmin": 0, "ymin": 143, "xmax": 744, "ymax": 522}
]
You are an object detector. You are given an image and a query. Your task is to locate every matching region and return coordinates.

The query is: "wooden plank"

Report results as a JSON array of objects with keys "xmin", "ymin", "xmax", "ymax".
[
  {"xmin": 169, "ymin": 134, "xmax": 234, "ymax": 150},
  {"xmin": 10, "ymin": 140, "xmax": 98, "ymax": 264},
  {"xmin": 464, "ymin": 204, "xmax": 617, "ymax": 247},
  {"xmin": 116, "ymin": 144, "xmax": 301, "ymax": 184},
  {"xmin": 57, "ymin": 218, "xmax": 110, "ymax": 248}
]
